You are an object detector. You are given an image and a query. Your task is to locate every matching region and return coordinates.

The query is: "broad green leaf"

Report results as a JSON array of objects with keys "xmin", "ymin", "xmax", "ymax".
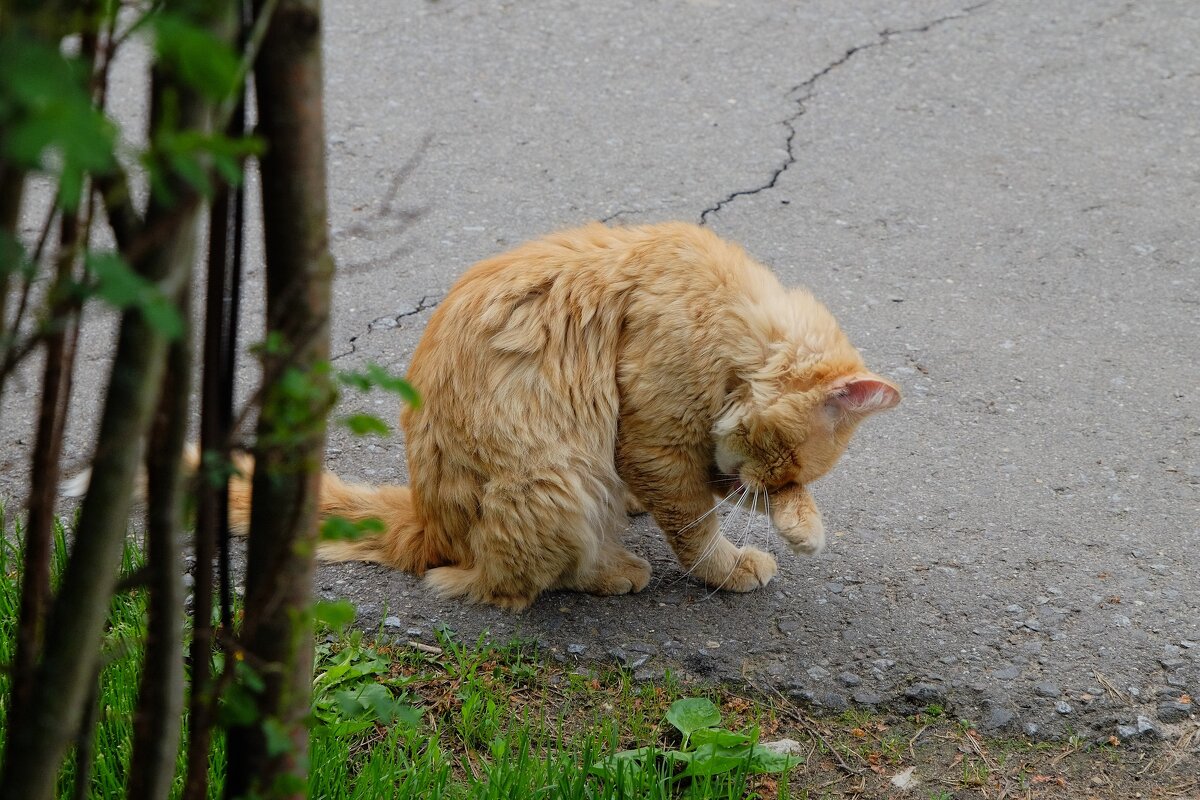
[
  {"xmin": 87, "ymin": 252, "xmax": 144, "ymax": 308},
  {"xmin": 0, "ymin": 36, "xmax": 117, "ymax": 210},
  {"xmin": 341, "ymin": 413, "xmax": 390, "ymax": 437},
  {"xmin": 746, "ymin": 744, "xmax": 801, "ymax": 774},
  {"xmin": 679, "ymin": 742, "xmax": 750, "ymax": 778},
  {"xmin": 337, "ymin": 371, "xmax": 372, "ymax": 392},
  {"xmin": 338, "ymin": 363, "xmax": 422, "ymax": 409},
  {"xmin": 332, "ymin": 688, "xmax": 368, "ymax": 718},
  {"xmin": 313, "ymin": 599, "xmax": 356, "ymax": 632},
  {"xmin": 357, "ymin": 683, "xmax": 397, "ymax": 721},
  {"xmin": 85, "ymin": 252, "xmax": 184, "ymax": 339},
  {"xmin": 140, "ymin": 291, "xmax": 185, "ymax": 339},
  {"xmin": 0, "ymin": 231, "xmax": 28, "ymax": 278},
  {"xmin": 319, "ymin": 515, "xmax": 384, "ymax": 541},
  {"xmin": 692, "ymin": 727, "xmax": 752, "ymax": 747},
  {"xmin": 262, "ymin": 718, "xmax": 295, "ymax": 757},
  {"xmin": 236, "ymin": 659, "xmax": 266, "ymax": 693},
  {"xmin": 151, "ymin": 14, "xmax": 240, "ymax": 100},
  {"xmin": 666, "ymin": 697, "xmax": 721, "ymax": 738},
  {"xmin": 365, "ymin": 363, "xmax": 421, "ymax": 408},
  {"xmin": 220, "ymin": 682, "xmax": 258, "ymax": 726}
]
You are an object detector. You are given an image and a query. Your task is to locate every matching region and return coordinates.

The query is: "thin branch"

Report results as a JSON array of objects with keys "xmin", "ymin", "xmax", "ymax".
[
  {"xmin": 127, "ymin": 284, "xmax": 190, "ymax": 800},
  {"xmin": 68, "ymin": 663, "xmax": 103, "ymax": 800}
]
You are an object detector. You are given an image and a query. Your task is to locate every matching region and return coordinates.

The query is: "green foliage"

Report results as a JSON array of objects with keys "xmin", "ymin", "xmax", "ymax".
[
  {"xmin": 311, "ymin": 634, "xmax": 420, "ymax": 737},
  {"xmin": 150, "ymin": 13, "xmax": 242, "ymax": 101},
  {"xmin": 340, "ymin": 412, "xmax": 390, "ymax": 437},
  {"xmin": 258, "ymin": 363, "xmax": 336, "ymax": 447},
  {"xmin": 0, "ymin": 230, "xmax": 31, "ymax": 282},
  {"xmin": 85, "ymin": 252, "xmax": 184, "ymax": 339},
  {"xmin": 0, "ymin": 35, "xmax": 117, "ymax": 211},
  {"xmin": 318, "ymin": 515, "xmax": 384, "ymax": 542},
  {"xmin": 335, "ymin": 363, "xmax": 423, "ymax": 437},
  {"xmin": 147, "ymin": 128, "xmax": 264, "ymax": 201},
  {"xmin": 590, "ymin": 697, "xmax": 800, "ymax": 792},
  {"xmin": 668, "ymin": 697, "xmax": 724, "ymax": 743},
  {"xmin": 337, "ymin": 363, "xmax": 421, "ymax": 409},
  {"xmin": 312, "ymin": 599, "xmax": 356, "ymax": 633}
]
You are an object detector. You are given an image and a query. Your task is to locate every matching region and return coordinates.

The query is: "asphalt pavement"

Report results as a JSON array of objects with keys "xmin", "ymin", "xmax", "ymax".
[{"xmin": 2, "ymin": 0, "xmax": 1197, "ymax": 741}]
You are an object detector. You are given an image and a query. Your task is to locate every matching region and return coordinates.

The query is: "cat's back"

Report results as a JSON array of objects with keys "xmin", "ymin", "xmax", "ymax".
[{"xmin": 432, "ymin": 221, "xmax": 773, "ymax": 323}]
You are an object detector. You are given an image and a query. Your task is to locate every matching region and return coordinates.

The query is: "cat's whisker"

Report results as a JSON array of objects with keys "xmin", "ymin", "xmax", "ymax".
[
  {"xmin": 764, "ymin": 491, "xmax": 776, "ymax": 558},
  {"xmin": 701, "ymin": 487, "xmax": 758, "ymax": 602},
  {"xmin": 656, "ymin": 485, "xmax": 744, "ymax": 589},
  {"xmin": 674, "ymin": 485, "xmax": 742, "ymax": 536},
  {"xmin": 675, "ymin": 484, "xmax": 749, "ymax": 586},
  {"xmin": 690, "ymin": 486, "xmax": 747, "ymax": 575}
]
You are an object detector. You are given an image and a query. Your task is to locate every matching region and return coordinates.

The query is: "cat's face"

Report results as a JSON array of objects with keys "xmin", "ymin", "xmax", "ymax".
[{"xmin": 711, "ymin": 374, "xmax": 900, "ymax": 498}]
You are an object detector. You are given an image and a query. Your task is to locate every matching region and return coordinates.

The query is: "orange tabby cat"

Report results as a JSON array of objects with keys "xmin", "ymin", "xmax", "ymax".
[{"xmin": 227, "ymin": 222, "xmax": 900, "ymax": 609}]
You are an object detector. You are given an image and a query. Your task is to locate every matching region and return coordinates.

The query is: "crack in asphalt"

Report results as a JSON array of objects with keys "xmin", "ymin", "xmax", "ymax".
[
  {"xmin": 330, "ymin": 295, "xmax": 441, "ymax": 362},
  {"xmin": 697, "ymin": 0, "xmax": 996, "ymax": 226}
]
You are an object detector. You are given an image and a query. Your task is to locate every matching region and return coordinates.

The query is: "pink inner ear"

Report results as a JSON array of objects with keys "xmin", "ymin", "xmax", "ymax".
[{"xmin": 829, "ymin": 376, "xmax": 901, "ymax": 415}]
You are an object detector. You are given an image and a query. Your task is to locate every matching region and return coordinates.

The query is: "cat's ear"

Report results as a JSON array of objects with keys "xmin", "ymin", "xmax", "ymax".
[{"xmin": 825, "ymin": 374, "xmax": 900, "ymax": 418}]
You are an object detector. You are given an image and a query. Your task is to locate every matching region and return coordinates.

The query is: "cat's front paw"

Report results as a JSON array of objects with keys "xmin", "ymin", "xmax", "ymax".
[
  {"xmin": 710, "ymin": 546, "xmax": 777, "ymax": 592},
  {"xmin": 771, "ymin": 489, "xmax": 825, "ymax": 556}
]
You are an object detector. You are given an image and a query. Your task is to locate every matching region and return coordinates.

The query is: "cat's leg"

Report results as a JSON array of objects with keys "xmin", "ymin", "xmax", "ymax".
[
  {"xmin": 769, "ymin": 484, "xmax": 826, "ymax": 555},
  {"xmin": 559, "ymin": 543, "xmax": 652, "ymax": 595},
  {"xmin": 558, "ymin": 487, "xmax": 652, "ymax": 594},
  {"xmin": 423, "ymin": 470, "xmax": 646, "ymax": 608},
  {"xmin": 621, "ymin": 485, "xmax": 647, "ymax": 515},
  {"xmin": 620, "ymin": 459, "xmax": 776, "ymax": 591}
]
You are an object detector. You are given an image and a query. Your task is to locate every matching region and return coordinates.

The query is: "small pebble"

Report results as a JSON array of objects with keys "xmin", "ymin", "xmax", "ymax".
[
  {"xmin": 1034, "ymin": 682, "xmax": 1060, "ymax": 698},
  {"xmin": 1157, "ymin": 701, "xmax": 1193, "ymax": 724},
  {"xmin": 633, "ymin": 666, "xmax": 663, "ymax": 682},
  {"xmin": 807, "ymin": 665, "xmax": 831, "ymax": 680},
  {"xmin": 567, "ymin": 643, "xmax": 586, "ymax": 655},
  {"xmin": 1137, "ymin": 715, "xmax": 1162, "ymax": 737},
  {"xmin": 838, "ymin": 671, "xmax": 862, "ymax": 686},
  {"xmin": 980, "ymin": 704, "xmax": 1016, "ymax": 731},
  {"xmin": 383, "ymin": 616, "xmax": 402, "ymax": 628},
  {"xmin": 1055, "ymin": 701, "xmax": 1073, "ymax": 715},
  {"xmin": 905, "ymin": 682, "xmax": 944, "ymax": 703}
]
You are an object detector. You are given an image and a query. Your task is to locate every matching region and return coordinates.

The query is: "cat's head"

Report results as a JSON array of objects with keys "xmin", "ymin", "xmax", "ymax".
[{"xmin": 711, "ymin": 371, "xmax": 900, "ymax": 496}]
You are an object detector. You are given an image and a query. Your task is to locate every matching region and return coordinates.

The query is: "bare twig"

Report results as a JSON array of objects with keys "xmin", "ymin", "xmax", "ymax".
[
  {"xmin": 758, "ymin": 683, "xmax": 866, "ymax": 776},
  {"xmin": 1093, "ymin": 669, "xmax": 1130, "ymax": 705}
]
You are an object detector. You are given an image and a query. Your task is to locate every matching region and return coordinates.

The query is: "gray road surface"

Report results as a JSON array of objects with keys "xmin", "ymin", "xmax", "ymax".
[{"xmin": 2, "ymin": 0, "xmax": 1198, "ymax": 741}]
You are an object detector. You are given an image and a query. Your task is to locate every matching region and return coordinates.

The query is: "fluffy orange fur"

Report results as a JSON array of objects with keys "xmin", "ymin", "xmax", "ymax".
[{"xmin": 226, "ymin": 222, "xmax": 900, "ymax": 609}]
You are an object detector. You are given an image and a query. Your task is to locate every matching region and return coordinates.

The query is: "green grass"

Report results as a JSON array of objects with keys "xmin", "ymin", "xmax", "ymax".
[
  {"xmin": 1, "ymin": 511, "xmax": 1194, "ymax": 799},
  {"xmin": 0, "ymin": 517, "xmax": 797, "ymax": 799}
]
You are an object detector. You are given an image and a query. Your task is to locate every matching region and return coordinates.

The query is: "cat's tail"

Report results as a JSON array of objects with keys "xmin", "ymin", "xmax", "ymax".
[
  {"xmin": 65, "ymin": 447, "xmax": 433, "ymax": 574},
  {"xmin": 217, "ymin": 450, "xmax": 432, "ymax": 574}
]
